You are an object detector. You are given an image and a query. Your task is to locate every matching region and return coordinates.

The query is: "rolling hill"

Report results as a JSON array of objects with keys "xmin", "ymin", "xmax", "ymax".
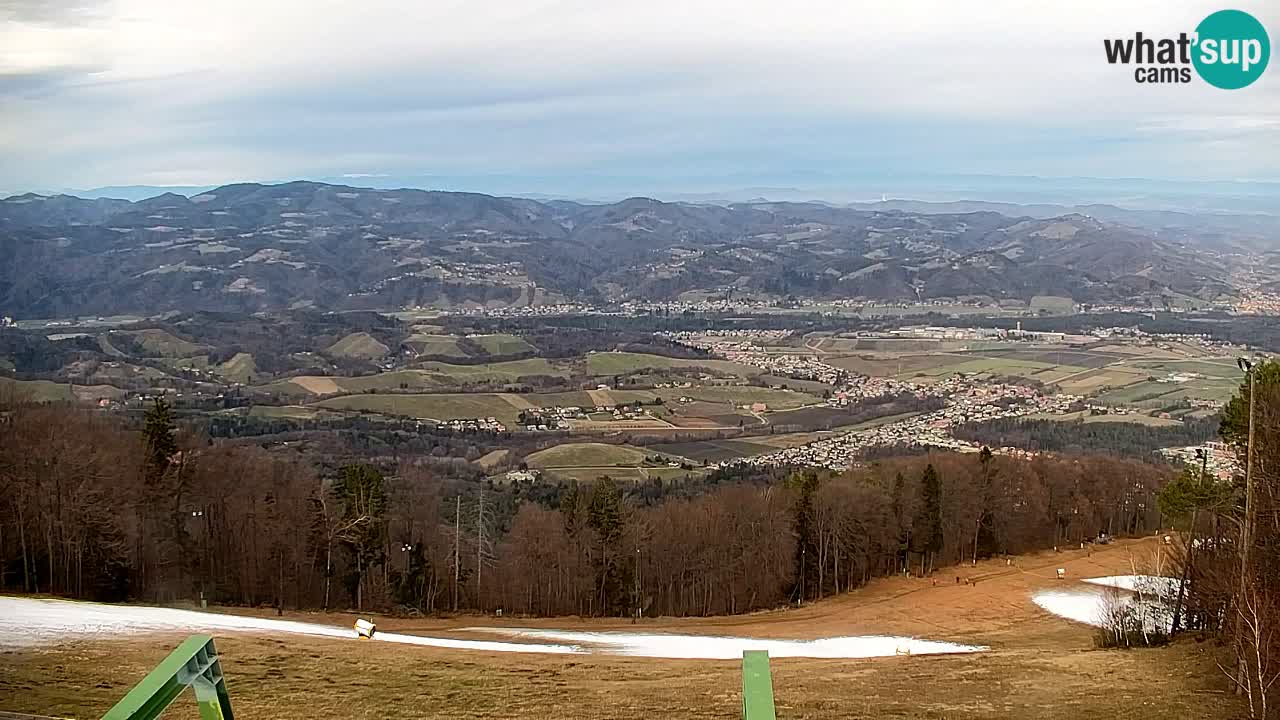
[{"xmin": 0, "ymin": 182, "xmax": 1243, "ymax": 319}]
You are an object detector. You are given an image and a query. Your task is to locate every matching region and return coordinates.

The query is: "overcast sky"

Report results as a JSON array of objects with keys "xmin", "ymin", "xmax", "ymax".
[{"xmin": 1, "ymin": 0, "xmax": 1277, "ymax": 194}]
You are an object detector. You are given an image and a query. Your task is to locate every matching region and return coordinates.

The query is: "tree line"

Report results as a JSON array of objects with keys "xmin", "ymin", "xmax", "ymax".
[
  {"xmin": 955, "ymin": 415, "xmax": 1219, "ymax": 458},
  {"xmin": 1, "ymin": 387, "xmax": 1174, "ymax": 618},
  {"xmin": 1158, "ymin": 361, "xmax": 1280, "ymax": 718}
]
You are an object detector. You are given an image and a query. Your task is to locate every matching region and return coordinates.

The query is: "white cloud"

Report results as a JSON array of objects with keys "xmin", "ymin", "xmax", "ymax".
[{"xmin": 1, "ymin": 0, "xmax": 1276, "ymax": 188}]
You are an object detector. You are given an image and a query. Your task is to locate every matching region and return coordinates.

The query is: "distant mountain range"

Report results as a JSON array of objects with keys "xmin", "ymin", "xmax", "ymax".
[{"xmin": 0, "ymin": 181, "xmax": 1253, "ymax": 319}]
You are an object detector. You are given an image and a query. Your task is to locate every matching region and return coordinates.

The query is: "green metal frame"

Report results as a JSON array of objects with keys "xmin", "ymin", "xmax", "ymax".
[
  {"xmin": 741, "ymin": 650, "xmax": 777, "ymax": 720},
  {"xmin": 101, "ymin": 634, "xmax": 233, "ymax": 720}
]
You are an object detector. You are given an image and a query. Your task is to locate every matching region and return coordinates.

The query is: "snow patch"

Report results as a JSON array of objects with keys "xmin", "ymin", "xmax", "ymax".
[
  {"xmin": 0, "ymin": 598, "xmax": 985, "ymax": 660},
  {"xmin": 476, "ymin": 629, "xmax": 986, "ymax": 659},
  {"xmin": 1033, "ymin": 575, "xmax": 1179, "ymax": 631},
  {"xmin": 0, "ymin": 597, "xmax": 576, "ymax": 654}
]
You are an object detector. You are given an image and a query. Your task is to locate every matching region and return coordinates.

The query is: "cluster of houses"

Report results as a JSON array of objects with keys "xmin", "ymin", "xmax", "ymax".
[
  {"xmin": 518, "ymin": 402, "xmax": 657, "ymax": 431},
  {"xmin": 447, "ymin": 302, "xmax": 597, "ymax": 318},
  {"xmin": 724, "ymin": 380, "xmax": 1084, "ymax": 471},
  {"xmin": 519, "ymin": 406, "xmax": 580, "ymax": 431},
  {"xmin": 663, "ymin": 330, "xmax": 847, "ymax": 384},
  {"xmin": 1159, "ymin": 442, "xmax": 1239, "ymax": 483},
  {"xmin": 434, "ymin": 417, "xmax": 507, "ymax": 433}
]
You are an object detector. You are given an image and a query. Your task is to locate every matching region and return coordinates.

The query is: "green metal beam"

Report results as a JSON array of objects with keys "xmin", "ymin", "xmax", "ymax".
[
  {"xmin": 101, "ymin": 634, "xmax": 234, "ymax": 720},
  {"xmin": 741, "ymin": 650, "xmax": 777, "ymax": 720}
]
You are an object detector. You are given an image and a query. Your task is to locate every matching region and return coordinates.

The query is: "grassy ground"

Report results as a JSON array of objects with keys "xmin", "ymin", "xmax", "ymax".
[
  {"xmin": 314, "ymin": 393, "xmax": 527, "ymax": 423},
  {"xmin": 413, "ymin": 359, "xmax": 567, "ymax": 383},
  {"xmin": 524, "ymin": 443, "xmax": 652, "ymax": 468},
  {"xmin": 586, "ymin": 352, "xmax": 759, "ymax": 378},
  {"xmin": 0, "ymin": 377, "xmax": 76, "ymax": 402},
  {"xmin": 469, "ymin": 334, "xmax": 536, "ymax": 356},
  {"xmin": 216, "ymin": 353, "xmax": 258, "ymax": 384},
  {"xmin": 123, "ymin": 328, "xmax": 211, "ymax": 358},
  {"xmin": 405, "ymin": 334, "xmax": 469, "ymax": 358},
  {"xmin": 326, "ymin": 332, "xmax": 390, "ymax": 360},
  {"xmin": 0, "ymin": 538, "xmax": 1241, "ymax": 719}
]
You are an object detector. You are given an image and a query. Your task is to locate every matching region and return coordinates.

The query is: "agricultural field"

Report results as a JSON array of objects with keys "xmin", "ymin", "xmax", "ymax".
[
  {"xmin": 657, "ymin": 385, "xmax": 820, "ymax": 410},
  {"xmin": 326, "ymin": 332, "xmax": 390, "ymax": 360},
  {"xmin": 0, "ymin": 377, "xmax": 76, "ymax": 402},
  {"xmin": 585, "ymin": 351, "xmax": 759, "ymax": 378},
  {"xmin": 245, "ymin": 405, "xmax": 347, "ymax": 421},
  {"xmin": 826, "ymin": 353, "xmax": 961, "ymax": 378},
  {"xmin": 1054, "ymin": 367, "xmax": 1149, "ymax": 396},
  {"xmin": 412, "ymin": 358, "xmax": 567, "ymax": 383},
  {"xmin": 467, "ymin": 333, "xmax": 536, "ymax": 356},
  {"xmin": 264, "ymin": 359, "xmax": 570, "ymax": 398},
  {"xmin": 314, "ymin": 392, "xmax": 528, "ymax": 423},
  {"xmin": 215, "ymin": 353, "xmax": 258, "ymax": 384},
  {"xmin": 117, "ymin": 328, "xmax": 211, "ymax": 358},
  {"xmin": 403, "ymin": 334, "xmax": 469, "ymax": 358},
  {"xmin": 1127, "ymin": 358, "xmax": 1244, "ymax": 380},
  {"xmin": 524, "ymin": 442, "xmax": 653, "ymax": 469}
]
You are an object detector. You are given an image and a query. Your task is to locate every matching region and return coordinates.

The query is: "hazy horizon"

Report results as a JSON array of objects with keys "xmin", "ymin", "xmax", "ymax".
[{"xmin": 3, "ymin": 1, "xmax": 1277, "ymax": 195}]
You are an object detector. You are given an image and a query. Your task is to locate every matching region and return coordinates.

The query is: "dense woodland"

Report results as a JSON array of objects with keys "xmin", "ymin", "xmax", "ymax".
[
  {"xmin": 956, "ymin": 415, "xmax": 1219, "ymax": 457},
  {"xmin": 1, "ymin": 384, "xmax": 1172, "ymax": 619}
]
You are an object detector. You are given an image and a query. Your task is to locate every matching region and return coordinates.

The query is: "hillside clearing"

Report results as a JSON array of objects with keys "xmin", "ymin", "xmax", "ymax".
[
  {"xmin": 326, "ymin": 332, "xmax": 390, "ymax": 360},
  {"xmin": 524, "ymin": 442, "xmax": 652, "ymax": 468}
]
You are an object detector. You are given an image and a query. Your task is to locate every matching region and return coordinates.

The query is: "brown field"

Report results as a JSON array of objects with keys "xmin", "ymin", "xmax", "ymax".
[
  {"xmin": 289, "ymin": 376, "xmax": 342, "ymax": 395},
  {"xmin": 0, "ymin": 537, "xmax": 1240, "ymax": 719}
]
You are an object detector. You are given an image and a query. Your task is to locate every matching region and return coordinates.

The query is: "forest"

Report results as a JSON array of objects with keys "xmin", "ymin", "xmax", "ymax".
[
  {"xmin": 955, "ymin": 415, "xmax": 1219, "ymax": 458},
  {"xmin": 0, "ymin": 388, "xmax": 1171, "ymax": 619}
]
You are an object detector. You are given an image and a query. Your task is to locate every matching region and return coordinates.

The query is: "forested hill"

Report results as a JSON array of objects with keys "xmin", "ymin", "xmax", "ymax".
[
  {"xmin": 0, "ymin": 181, "xmax": 1237, "ymax": 318},
  {"xmin": 954, "ymin": 416, "xmax": 1219, "ymax": 456}
]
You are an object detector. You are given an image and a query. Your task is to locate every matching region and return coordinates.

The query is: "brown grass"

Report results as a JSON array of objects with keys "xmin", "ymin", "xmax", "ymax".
[{"xmin": 0, "ymin": 538, "xmax": 1242, "ymax": 719}]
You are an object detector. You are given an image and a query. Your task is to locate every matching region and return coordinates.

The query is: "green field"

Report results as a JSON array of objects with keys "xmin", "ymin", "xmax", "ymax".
[
  {"xmin": 525, "ymin": 442, "xmax": 651, "ymax": 468},
  {"xmin": 919, "ymin": 357, "xmax": 1080, "ymax": 378},
  {"xmin": 414, "ymin": 358, "xmax": 567, "ymax": 383},
  {"xmin": 1129, "ymin": 359, "xmax": 1243, "ymax": 380},
  {"xmin": 0, "ymin": 377, "xmax": 76, "ymax": 402},
  {"xmin": 315, "ymin": 393, "xmax": 523, "ymax": 422},
  {"xmin": 246, "ymin": 405, "xmax": 347, "ymax": 421},
  {"xmin": 585, "ymin": 352, "xmax": 759, "ymax": 377},
  {"xmin": 326, "ymin": 332, "xmax": 390, "ymax": 360},
  {"xmin": 469, "ymin": 333, "xmax": 536, "ymax": 356},
  {"xmin": 216, "ymin": 353, "xmax": 258, "ymax": 384},
  {"xmin": 122, "ymin": 329, "xmax": 210, "ymax": 358},
  {"xmin": 405, "ymin": 334, "xmax": 469, "ymax": 358}
]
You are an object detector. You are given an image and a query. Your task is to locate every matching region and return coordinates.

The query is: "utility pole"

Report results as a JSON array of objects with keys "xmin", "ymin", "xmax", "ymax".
[
  {"xmin": 633, "ymin": 547, "xmax": 641, "ymax": 623},
  {"xmin": 1234, "ymin": 358, "xmax": 1257, "ymax": 694},
  {"xmin": 476, "ymin": 486, "xmax": 485, "ymax": 611},
  {"xmin": 453, "ymin": 496, "xmax": 460, "ymax": 612}
]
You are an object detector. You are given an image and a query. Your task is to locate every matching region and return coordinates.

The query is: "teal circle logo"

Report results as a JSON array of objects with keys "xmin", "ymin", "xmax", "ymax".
[{"xmin": 1193, "ymin": 10, "xmax": 1270, "ymax": 89}]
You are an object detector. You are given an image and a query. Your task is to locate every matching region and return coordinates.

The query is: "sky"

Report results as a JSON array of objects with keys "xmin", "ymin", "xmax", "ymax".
[{"xmin": 1, "ymin": 0, "xmax": 1277, "ymax": 197}]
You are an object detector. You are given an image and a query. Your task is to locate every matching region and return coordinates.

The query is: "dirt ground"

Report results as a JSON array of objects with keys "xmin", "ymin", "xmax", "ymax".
[{"xmin": 0, "ymin": 537, "xmax": 1245, "ymax": 719}]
